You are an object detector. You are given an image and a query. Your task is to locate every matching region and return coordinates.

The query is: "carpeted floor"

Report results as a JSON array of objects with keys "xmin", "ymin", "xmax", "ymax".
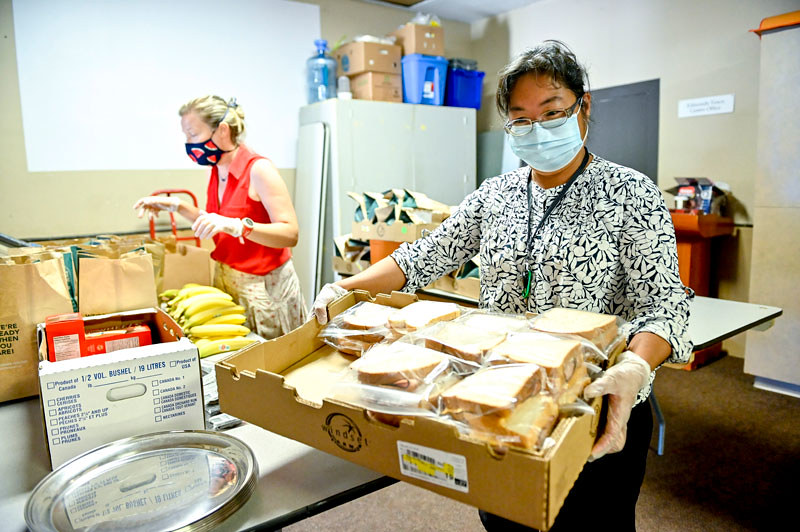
[{"xmin": 284, "ymin": 356, "xmax": 800, "ymax": 532}]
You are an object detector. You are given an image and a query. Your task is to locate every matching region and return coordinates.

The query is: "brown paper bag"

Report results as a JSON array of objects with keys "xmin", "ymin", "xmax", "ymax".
[
  {"xmin": 0, "ymin": 256, "xmax": 74, "ymax": 402},
  {"xmin": 162, "ymin": 243, "xmax": 214, "ymax": 290},
  {"xmin": 78, "ymin": 253, "xmax": 158, "ymax": 316}
]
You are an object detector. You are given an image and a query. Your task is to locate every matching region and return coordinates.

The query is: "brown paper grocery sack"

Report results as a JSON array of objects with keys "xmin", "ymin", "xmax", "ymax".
[
  {"xmin": 0, "ymin": 256, "xmax": 73, "ymax": 402},
  {"xmin": 162, "ymin": 243, "xmax": 213, "ymax": 291},
  {"xmin": 78, "ymin": 253, "xmax": 158, "ymax": 316}
]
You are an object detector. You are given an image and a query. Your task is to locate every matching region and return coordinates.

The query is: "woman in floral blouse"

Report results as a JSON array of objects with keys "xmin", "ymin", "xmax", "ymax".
[{"xmin": 313, "ymin": 40, "xmax": 691, "ymax": 531}]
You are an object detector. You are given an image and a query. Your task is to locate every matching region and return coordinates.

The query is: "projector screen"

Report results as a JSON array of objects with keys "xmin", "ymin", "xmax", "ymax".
[{"xmin": 13, "ymin": 0, "xmax": 319, "ymax": 172}]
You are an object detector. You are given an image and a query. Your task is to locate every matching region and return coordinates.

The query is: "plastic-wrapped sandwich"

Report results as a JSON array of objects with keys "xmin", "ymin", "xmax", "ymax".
[
  {"xmin": 386, "ymin": 301, "xmax": 461, "ymax": 334},
  {"xmin": 529, "ymin": 307, "xmax": 619, "ymax": 352},
  {"xmin": 440, "ymin": 364, "xmax": 558, "ymax": 450},
  {"xmin": 329, "ymin": 343, "xmax": 458, "ymax": 424},
  {"xmin": 420, "ymin": 311, "xmax": 532, "ymax": 363},
  {"xmin": 318, "ymin": 301, "xmax": 398, "ymax": 356},
  {"xmin": 488, "ymin": 332, "xmax": 591, "ymax": 405},
  {"xmin": 353, "ymin": 342, "xmax": 449, "ymax": 391}
]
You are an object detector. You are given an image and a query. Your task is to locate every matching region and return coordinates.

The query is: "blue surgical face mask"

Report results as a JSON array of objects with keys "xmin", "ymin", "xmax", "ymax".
[{"xmin": 507, "ymin": 113, "xmax": 588, "ymax": 173}]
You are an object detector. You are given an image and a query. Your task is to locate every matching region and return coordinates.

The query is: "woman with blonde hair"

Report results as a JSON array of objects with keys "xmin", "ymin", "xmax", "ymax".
[{"xmin": 135, "ymin": 95, "xmax": 306, "ymax": 338}]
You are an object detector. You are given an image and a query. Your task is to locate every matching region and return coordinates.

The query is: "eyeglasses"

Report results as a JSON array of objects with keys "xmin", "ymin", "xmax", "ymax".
[{"xmin": 504, "ymin": 97, "xmax": 583, "ymax": 136}]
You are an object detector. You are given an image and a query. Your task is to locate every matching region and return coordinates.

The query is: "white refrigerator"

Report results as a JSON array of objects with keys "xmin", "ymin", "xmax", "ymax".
[{"xmin": 292, "ymin": 99, "xmax": 477, "ymax": 303}]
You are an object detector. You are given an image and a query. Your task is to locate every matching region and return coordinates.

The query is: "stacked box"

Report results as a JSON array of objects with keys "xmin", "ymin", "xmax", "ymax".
[{"xmin": 334, "ymin": 41, "xmax": 402, "ymax": 103}]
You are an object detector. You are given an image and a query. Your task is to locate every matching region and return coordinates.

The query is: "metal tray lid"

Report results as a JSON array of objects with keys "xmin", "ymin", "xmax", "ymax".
[{"xmin": 26, "ymin": 430, "xmax": 257, "ymax": 532}]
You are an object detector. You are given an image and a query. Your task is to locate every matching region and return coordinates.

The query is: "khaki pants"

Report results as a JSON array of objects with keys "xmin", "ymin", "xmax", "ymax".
[{"xmin": 214, "ymin": 260, "xmax": 307, "ymax": 340}]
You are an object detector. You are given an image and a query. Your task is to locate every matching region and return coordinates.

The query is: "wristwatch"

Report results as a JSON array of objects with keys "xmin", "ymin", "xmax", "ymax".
[{"xmin": 240, "ymin": 217, "xmax": 255, "ymax": 238}]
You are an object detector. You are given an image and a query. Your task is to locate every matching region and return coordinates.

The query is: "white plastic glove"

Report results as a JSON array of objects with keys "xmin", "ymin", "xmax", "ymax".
[
  {"xmin": 191, "ymin": 211, "xmax": 244, "ymax": 239},
  {"xmin": 133, "ymin": 196, "xmax": 182, "ymax": 219},
  {"xmin": 583, "ymin": 350, "xmax": 651, "ymax": 461},
  {"xmin": 312, "ymin": 283, "xmax": 348, "ymax": 324}
]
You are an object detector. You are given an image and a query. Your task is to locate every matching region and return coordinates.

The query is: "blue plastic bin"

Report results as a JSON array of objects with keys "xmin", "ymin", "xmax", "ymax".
[
  {"xmin": 445, "ymin": 68, "xmax": 485, "ymax": 109},
  {"xmin": 401, "ymin": 54, "xmax": 448, "ymax": 105}
]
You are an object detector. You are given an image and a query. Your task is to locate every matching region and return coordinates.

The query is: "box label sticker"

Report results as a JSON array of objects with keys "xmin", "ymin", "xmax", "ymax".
[{"xmin": 397, "ymin": 440, "xmax": 468, "ymax": 493}]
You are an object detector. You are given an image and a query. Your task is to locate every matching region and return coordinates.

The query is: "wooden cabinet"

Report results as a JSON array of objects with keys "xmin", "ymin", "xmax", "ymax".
[
  {"xmin": 670, "ymin": 212, "xmax": 734, "ymax": 297},
  {"xmin": 670, "ymin": 211, "xmax": 734, "ymax": 369}
]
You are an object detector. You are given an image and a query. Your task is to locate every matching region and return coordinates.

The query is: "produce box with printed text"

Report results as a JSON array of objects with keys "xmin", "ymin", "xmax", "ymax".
[
  {"xmin": 351, "ymin": 219, "xmax": 443, "ymax": 243},
  {"xmin": 36, "ymin": 308, "xmax": 205, "ymax": 468},
  {"xmin": 215, "ymin": 291, "xmax": 619, "ymax": 530}
]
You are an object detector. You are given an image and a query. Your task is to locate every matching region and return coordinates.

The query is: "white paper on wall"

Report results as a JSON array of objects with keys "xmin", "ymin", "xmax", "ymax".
[{"xmin": 13, "ymin": 0, "xmax": 320, "ymax": 172}]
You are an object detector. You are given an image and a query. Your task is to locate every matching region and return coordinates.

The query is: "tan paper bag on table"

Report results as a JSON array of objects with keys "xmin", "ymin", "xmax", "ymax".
[
  {"xmin": 162, "ymin": 243, "xmax": 214, "ymax": 290},
  {"xmin": 78, "ymin": 253, "xmax": 158, "ymax": 316},
  {"xmin": 0, "ymin": 255, "xmax": 74, "ymax": 402}
]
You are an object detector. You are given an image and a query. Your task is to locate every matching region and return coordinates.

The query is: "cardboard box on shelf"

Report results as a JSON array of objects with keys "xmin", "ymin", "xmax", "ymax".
[
  {"xmin": 351, "ymin": 219, "xmax": 443, "ymax": 243},
  {"xmin": 389, "ymin": 23, "xmax": 445, "ymax": 56},
  {"xmin": 216, "ymin": 291, "xmax": 610, "ymax": 530},
  {"xmin": 37, "ymin": 307, "xmax": 204, "ymax": 468},
  {"xmin": 332, "ymin": 256, "xmax": 371, "ymax": 276},
  {"xmin": 334, "ymin": 41, "xmax": 402, "ymax": 77},
  {"xmin": 350, "ymin": 72, "xmax": 402, "ymax": 102}
]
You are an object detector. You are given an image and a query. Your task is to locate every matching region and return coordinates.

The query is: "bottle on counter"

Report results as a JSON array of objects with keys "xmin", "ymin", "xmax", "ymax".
[{"xmin": 306, "ymin": 39, "xmax": 337, "ymax": 104}]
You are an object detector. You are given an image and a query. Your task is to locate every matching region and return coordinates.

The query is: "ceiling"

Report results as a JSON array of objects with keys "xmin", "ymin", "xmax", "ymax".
[{"xmin": 359, "ymin": 0, "xmax": 542, "ymax": 24}]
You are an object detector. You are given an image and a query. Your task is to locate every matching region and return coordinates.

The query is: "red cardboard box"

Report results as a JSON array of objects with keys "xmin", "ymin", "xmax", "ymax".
[
  {"xmin": 45, "ymin": 313, "xmax": 85, "ymax": 362},
  {"xmin": 84, "ymin": 324, "xmax": 152, "ymax": 356}
]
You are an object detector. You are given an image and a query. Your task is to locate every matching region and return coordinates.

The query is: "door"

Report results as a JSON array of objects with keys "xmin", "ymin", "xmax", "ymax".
[{"xmin": 588, "ymin": 79, "xmax": 659, "ymax": 184}]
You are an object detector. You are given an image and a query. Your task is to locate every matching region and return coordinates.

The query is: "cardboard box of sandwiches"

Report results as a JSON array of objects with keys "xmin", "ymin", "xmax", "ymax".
[{"xmin": 215, "ymin": 291, "xmax": 623, "ymax": 529}]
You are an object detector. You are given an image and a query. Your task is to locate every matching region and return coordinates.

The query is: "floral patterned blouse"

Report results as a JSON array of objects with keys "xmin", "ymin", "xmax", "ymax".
[{"xmin": 392, "ymin": 154, "xmax": 693, "ymax": 404}]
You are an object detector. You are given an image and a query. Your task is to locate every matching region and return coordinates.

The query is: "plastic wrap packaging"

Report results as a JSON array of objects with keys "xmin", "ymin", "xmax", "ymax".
[
  {"xmin": 484, "ymin": 332, "xmax": 594, "ymax": 406},
  {"xmin": 385, "ymin": 300, "xmax": 463, "ymax": 335},
  {"xmin": 329, "ymin": 342, "xmax": 465, "ymax": 420},
  {"xmin": 318, "ymin": 301, "xmax": 399, "ymax": 356},
  {"xmin": 438, "ymin": 363, "xmax": 559, "ymax": 452},
  {"xmin": 528, "ymin": 307, "xmax": 627, "ymax": 361},
  {"xmin": 409, "ymin": 310, "xmax": 533, "ymax": 364}
]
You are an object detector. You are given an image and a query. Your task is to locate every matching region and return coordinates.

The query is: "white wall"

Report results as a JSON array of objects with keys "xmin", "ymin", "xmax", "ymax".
[
  {"xmin": 469, "ymin": 0, "xmax": 800, "ymax": 358},
  {"xmin": 472, "ymin": 0, "xmax": 800, "ymax": 225}
]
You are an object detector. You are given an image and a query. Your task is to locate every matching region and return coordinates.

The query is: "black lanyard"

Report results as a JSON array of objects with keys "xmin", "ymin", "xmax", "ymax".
[{"xmin": 522, "ymin": 148, "xmax": 590, "ymax": 300}]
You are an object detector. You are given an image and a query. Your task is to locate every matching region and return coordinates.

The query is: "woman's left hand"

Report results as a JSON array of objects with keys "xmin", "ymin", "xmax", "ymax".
[
  {"xmin": 192, "ymin": 211, "xmax": 244, "ymax": 239},
  {"xmin": 583, "ymin": 350, "xmax": 651, "ymax": 460}
]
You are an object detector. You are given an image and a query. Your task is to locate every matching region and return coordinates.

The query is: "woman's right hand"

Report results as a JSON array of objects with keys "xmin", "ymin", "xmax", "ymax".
[
  {"xmin": 312, "ymin": 283, "xmax": 349, "ymax": 324},
  {"xmin": 133, "ymin": 196, "xmax": 182, "ymax": 219}
]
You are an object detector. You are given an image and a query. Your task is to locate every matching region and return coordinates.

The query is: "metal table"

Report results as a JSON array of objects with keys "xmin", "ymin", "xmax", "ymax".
[{"xmin": 0, "ymin": 398, "xmax": 393, "ymax": 532}]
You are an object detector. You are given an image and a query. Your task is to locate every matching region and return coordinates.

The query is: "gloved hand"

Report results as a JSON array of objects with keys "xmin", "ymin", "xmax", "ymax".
[
  {"xmin": 191, "ymin": 212, "xmax": 244, "ymax": 239},
  {"xmin": 133, "ymin": 196, "xmax": 182, "ymax": 219},
  {"xmin": 312, "ymin": 283, "xmax": 348, "ymax": 324},
  {"xmin": 583, "ymin": 350, "xmax": 651, "ymax": 461}
]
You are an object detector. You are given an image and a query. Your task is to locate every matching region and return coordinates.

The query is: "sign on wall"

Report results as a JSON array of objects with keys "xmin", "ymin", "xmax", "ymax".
[{"xmin": 678, "ymin": 94, "xmax": 735, "ymax": 118}]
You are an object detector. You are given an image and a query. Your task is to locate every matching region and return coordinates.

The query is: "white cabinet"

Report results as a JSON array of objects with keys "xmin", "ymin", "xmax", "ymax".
[{"xmin": 294, "ymin": 99, "xmax": 476, "ymax": 299}]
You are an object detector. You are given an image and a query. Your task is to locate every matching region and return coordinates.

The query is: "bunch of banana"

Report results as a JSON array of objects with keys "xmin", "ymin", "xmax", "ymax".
[
  {"xmin": 159, "ymin": 284, "xmax": 237, "ymax": 322},
  {"xmin": 193, "ymin": 336, "xmax": 258, "ymax": 358},
  {"xmin": 188, "ymin": 324, "xmax": 256, "ymax": 358},
  {"xmin": 158, "ymin": 284, "xmax": 253, "ymax": 358}
]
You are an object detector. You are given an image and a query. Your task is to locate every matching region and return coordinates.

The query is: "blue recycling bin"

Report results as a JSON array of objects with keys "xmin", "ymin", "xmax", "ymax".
[
  {"xmin": 445, "ymin": 68, "xmax": 485, "ymax": 109},
  {"xmin": 401, "ymin": 54, "xmax": 448, "ymax": 105}
]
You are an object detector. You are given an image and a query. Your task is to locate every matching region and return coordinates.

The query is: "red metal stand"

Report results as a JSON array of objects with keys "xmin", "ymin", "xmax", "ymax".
[{"xmin": 148, "ymin": 189, "xmax": 201, "ymax": 247}]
